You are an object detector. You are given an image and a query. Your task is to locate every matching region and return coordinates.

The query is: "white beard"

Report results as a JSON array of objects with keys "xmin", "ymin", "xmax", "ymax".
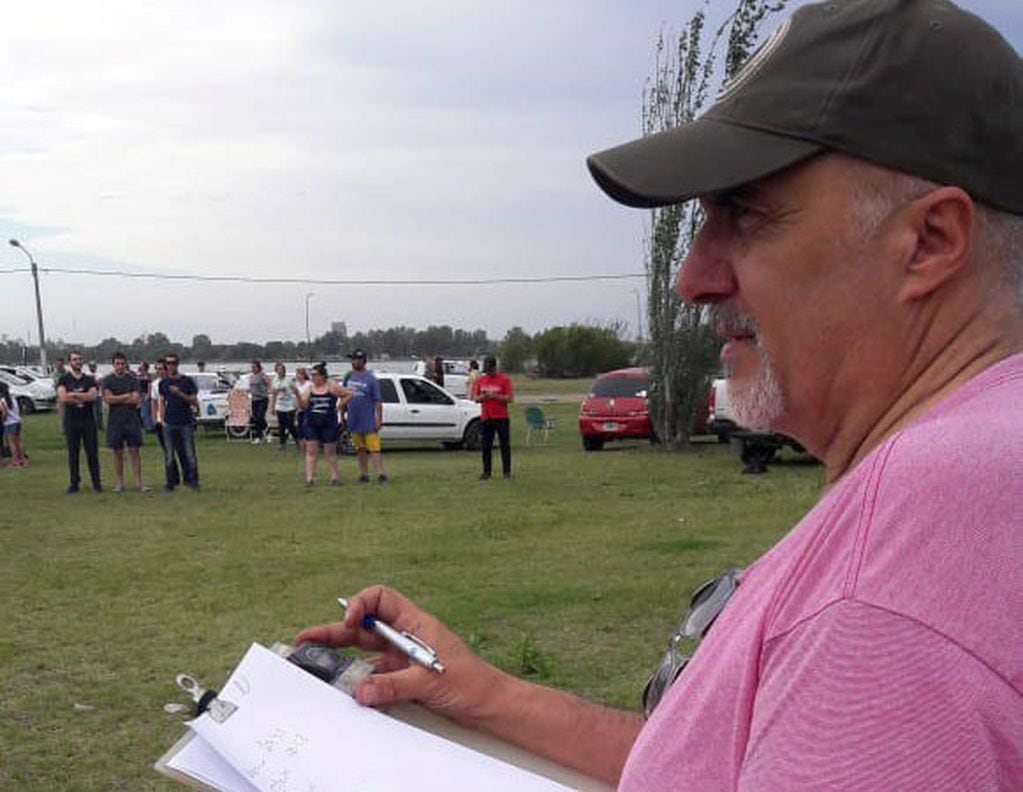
[
  {"xmin": 728, "ymin": 339, "xmax": 784, "ymax": 432},
  {"xmin": 709, "ymin": 303, "xmax": 785, "ymax": 432}
]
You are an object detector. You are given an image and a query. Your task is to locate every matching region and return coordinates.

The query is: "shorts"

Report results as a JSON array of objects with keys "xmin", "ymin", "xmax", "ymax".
[
  {"xmin": 303, "ymin": 421, "xmax": 340, "ymax": 446},
  {"xmin": 107, "ymin": 422, "xmax": 143, "ymax": 450},
  {"xmin": 4, "ymin": 422, "xmax": 20, "ymax": 437},
  {"xmin": 351, "ymin": 432, "xmax": 381, "ymax": 453}
]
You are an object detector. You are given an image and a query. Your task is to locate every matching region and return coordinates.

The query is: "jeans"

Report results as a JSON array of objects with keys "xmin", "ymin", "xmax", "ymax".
[
  {"xmin": 162, "ymin": 423, "xmax": 199, "ymax": 488},
  {"xmin": 154, "ymin": 422, "xmax": 179, "ymax": 487},
  {"xmin": 277, "ymin": 410, "xmax": 299, "ymax": 446},
  {"xmin": 251, "ymin": 398, "xmax": 269, "ymax": 439},
  {"xmin": 66, "ymin": 416, "xmax": 102, "ymax": 488},
  {"xmin": 481, "ymin": 418, "xmax": 511, "ymax": 477}
]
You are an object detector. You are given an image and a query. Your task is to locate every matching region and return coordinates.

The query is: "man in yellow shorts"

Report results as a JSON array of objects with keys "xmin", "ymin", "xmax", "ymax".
[{"xmin": 343, "ymin": 349, "xmax": 387, "ymax": 484}]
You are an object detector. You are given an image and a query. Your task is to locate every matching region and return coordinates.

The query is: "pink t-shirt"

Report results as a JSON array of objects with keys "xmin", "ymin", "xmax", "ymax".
[{"xmin": 620, "ymin": 354, "xmax": 1023, "ymax": 791}]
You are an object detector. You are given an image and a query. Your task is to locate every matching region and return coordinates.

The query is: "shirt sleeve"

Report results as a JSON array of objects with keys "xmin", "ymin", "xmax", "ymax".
[{"xmin": 740, "ymin": 600, "xmax": 1021, "ymax": 791}]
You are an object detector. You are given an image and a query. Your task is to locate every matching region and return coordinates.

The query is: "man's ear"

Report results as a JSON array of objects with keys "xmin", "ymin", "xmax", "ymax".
[{"xmin": 897, "ymin": 187, "xmax": 974, "ymax": 303}]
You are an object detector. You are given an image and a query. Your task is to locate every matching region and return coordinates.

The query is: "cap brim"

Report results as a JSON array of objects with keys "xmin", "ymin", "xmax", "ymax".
[{"xmin": 587, "ymin": 118, "xmax": 822, "ymax": 208}]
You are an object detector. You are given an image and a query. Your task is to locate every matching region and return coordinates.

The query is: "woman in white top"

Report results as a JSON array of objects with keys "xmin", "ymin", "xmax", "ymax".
[{"xmin": 270, "ymin": 362, "xmax": 300, "ymax": 450}]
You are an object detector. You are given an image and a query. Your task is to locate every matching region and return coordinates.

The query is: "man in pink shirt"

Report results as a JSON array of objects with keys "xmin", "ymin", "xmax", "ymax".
[{"xmin": 298, "ymin": 1, "xmax": 1022, "ymax": 788}]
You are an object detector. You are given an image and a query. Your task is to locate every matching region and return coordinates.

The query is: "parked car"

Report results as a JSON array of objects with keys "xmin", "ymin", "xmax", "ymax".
[
  {"xmin": 411, "ymin": 360, "xmax": 470, "ymax": 397},
  {"xmin": 578, "ymin": 367, "xmax": 654, "ymax": 451},
  {"xmin": 0, "ymin": 368, "xmax": 57, "ymax": 413},
  {"xmin": 341, "ymin": 372, "xmax": 481, "ymax": 451},
  {"xmin": 183, "ymin": 371, "xmax": 233, "ymax": 426}
]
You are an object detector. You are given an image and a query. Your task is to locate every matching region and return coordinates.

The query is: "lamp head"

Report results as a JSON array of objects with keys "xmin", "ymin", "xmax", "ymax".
[{"xmin": 9, "ymin": 239, "xmax": 20, "ymax": 247}]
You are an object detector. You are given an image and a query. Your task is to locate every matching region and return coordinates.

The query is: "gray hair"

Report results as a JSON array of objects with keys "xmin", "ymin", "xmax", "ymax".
[{"xmin": 848, "ymin": 158, "xmax": 1023, "ymax": 306}]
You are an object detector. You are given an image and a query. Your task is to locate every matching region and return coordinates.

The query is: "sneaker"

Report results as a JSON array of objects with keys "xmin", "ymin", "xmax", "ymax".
[
  {"xmin": 503, "ymin": 473, "xmax": 512, "ymax": 480},
  {"xmin": 251, "ymin": 437, "xmax": 261, "ymax": 445},
  {"xmin": 164, "ymin": 484, "xmax": 175, "ymax": 492},
  {"xmin": 138, "ymin": 485, "xmax": 152, "ymax": 493},
  {"xmin": 92, "ymin": 484, "xmax": 103, "ymax": 494},
  {"xmin": 67, "ymin": 484, "xmax": 80, "ymax": 494},
  {"xmin": 377, "ymin": 474, "xmax": 388, "ymax": 484},
  {"xmin": 112, "ymin": 484, "xmax": 125, "ymax": 494},
  {"xmin": 358, "ymin": 474, "xmax": 370, "ymax": 484},
  {"xmin": 305, "ymin": 480, "xmax": 314, "ymax": 489},
  {"xmin": 479, "ymin": 473, "xmax": 491, "ymax": 481},
  {"xmin": 330, "ymin": 479, "xmax": 342, "ymax": 487}
]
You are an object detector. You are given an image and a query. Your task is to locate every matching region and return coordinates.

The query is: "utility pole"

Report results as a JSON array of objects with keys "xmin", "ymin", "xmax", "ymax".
[
  {"xmin": 305, "ymin": 292, "xmax": 315, "ymax": 360},
  {"xmin": 9, "ymin": 239, "xmax": 47, "ymax": 368},
  {"xmin": 631, "ymin": 288, "xmax": 644, "ymax": 342}
]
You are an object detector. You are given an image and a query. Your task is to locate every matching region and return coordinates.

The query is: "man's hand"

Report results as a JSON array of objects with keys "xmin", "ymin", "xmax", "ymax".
[
  {"xmin": 296, "ymin": 585, "xmax": 643, "ymax": 784},
  {"xmin": 296, "ymin": 586, "xmax": 506, "ymax": 726}
]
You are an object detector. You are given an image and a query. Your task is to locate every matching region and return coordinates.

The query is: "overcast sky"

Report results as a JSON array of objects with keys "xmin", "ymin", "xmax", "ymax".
[{"xmin": 0, "ymin": 0, "xmax": 1019, "ymax": 348}]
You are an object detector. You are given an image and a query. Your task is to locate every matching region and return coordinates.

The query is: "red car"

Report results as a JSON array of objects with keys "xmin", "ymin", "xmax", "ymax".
[{"xmin": 578, "ymin": 367, "xmax": 654, "ymax": 451}]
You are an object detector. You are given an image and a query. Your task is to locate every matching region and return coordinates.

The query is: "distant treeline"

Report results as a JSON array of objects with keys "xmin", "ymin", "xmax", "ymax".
[
  {"xmin": 1, "ymin": 325, "xmax": 493, "ymax": 367},
  {"xmin": 2, "ymin": 321, "xmax": 639, "ymax": 378}
]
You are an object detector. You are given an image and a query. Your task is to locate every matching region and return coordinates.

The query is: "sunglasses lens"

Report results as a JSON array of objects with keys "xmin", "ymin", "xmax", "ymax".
[
  {"xmin": 642, "ymin": 646, "xmax": 690, "ymax": 719},
  {"xmin": 641, "ymin": 569, "xmax": 741, "ymax": 718}
]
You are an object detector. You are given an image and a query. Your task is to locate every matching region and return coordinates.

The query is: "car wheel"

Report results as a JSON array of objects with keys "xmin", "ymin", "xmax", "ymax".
[
  {"xmin": 337, "ymin": 429, "xmax": 356, "ymax": 455},
  {"xmin": 17, "ymin": 396, "xmax": 35, "ymax": 414},
  {"xmin": 226, "ymin": 424, "xmax": 250, "ymax": 439},
  {"xmin": 462, "ymin": 420, "xmax": 481, "ymax": 451},
  {"xmin": 582, "ymin": 436, "xmax": 604, "ymax": 452}
]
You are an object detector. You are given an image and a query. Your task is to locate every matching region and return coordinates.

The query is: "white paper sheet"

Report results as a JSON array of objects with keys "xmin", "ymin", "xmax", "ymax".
[
  {"xmin": 166, "ymin": 732, "xmax": 258, "ymax": 791},
  {"xmin": 184, "ymin": 643, "xmax": 575, "ymax": 792}
]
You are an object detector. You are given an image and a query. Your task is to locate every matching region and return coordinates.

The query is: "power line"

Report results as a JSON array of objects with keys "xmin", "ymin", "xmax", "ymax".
[
  {"xmin": 0, "ymin": 267, "xmax": 29, "ymax": 274},
  {"xmin": 0, "ymin": 265, "xmax": 645, "ymax": 286}
]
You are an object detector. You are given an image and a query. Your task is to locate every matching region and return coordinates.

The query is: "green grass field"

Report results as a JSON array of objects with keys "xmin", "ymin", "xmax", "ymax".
[{"xmin": 1, "ymin": 404, "xmax": 824, "ymax": 789}]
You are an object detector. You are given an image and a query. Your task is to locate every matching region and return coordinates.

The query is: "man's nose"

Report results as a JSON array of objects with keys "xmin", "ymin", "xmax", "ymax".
[{"xmin": 674, "ymin": 229, "xmax": 737, "ymax": 305}]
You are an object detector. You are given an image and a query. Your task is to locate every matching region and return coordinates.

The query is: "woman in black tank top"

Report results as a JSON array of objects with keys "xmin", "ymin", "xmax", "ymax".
[{"xmin": 297, "ymin": 364, "xmax": 352, "ymax": 487}]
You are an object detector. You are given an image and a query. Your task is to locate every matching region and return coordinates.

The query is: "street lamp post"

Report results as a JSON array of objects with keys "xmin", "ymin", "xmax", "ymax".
[
  {"xmin": 9, "ymin": 239, "xmax": 47, "ymax": 368},
  {"xmin": 305, "ymin": 292, "xmax": 315, "ymax": 359},
  {"xmin": 631, "ymin": 288, "xmax": 644, "ymax": 343}
]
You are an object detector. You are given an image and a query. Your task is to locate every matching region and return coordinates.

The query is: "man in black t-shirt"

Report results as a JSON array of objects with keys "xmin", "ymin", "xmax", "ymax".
[
  {"xmin": 56, "ymin": 350, "xmax": 102, "ymax": 494},
  {"xmin": 157, "ymin": 353, "xmax": 200, "ymax": 490},
  {"xmin": 101, "ymin": 351, "xmax": 148, "ymax": 493}
]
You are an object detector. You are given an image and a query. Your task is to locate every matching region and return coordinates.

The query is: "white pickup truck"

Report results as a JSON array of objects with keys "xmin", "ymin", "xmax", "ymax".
[{"xmin": 707, "ymin": 377, "xmax": 806, "ymax": 473}]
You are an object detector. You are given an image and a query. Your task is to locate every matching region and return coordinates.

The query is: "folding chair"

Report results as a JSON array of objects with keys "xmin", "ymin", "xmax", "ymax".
[
  {"xmin": 224, "ymin": 389, "xmax": 252, "ymax": 441},
  {"xmin": 524, "ymin": 405, "xmax": 556, "ymax": 446}
]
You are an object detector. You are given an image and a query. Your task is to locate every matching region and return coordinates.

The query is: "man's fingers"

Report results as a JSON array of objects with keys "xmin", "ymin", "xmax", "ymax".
[
  {"xmin": 294, "ymin": 621, "xmax": 371, "ymax": 649},
  {"xmin": 354, "ymin": 666, "xmax": 427, "ymax": 708}
]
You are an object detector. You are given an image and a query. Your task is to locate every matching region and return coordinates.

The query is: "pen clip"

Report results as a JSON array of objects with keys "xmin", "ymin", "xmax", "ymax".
[{"xmin": 401, "ymin": 630, "xmax": 439, "ymax": 660}]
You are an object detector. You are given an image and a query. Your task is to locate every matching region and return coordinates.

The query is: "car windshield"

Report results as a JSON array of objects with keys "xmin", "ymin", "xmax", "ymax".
[
  {"xmin": 1, "ymin": 368, "xmax": 33, "ymax": 384},
  {"xmin": 590, "ymin": 376, "xmax": 649, "ymax": 398}
]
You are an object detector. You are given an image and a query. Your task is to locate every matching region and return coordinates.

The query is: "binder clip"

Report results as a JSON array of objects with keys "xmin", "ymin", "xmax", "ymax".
[{"xmin": 174, "ymin": 673, "xmax": 238, "ymax": 723}]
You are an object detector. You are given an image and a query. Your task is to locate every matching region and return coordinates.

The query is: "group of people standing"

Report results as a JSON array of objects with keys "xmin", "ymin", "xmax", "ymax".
[
  {"xmin": 27, "ymin": 349, "xmax": 512, "ymax": 490},
  {"xmin": 248, "ymin": 350, "xmax": 387, "ymax": 488},
  {"xmin": 53, "ymin": 350, "xmax": 200, "ymax": 494}
]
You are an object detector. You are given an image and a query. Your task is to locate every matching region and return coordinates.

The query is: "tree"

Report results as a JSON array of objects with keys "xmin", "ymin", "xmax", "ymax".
[
  {"xmin": 533, "ymin": 323, "xmax": 631, "ymax": 378},
  {"xmin": 643, "ymin": 0, "xmax": 788, "ymax": 448},
  {"xmin": 191, "ymin": 333, "xmax": 214, "ymax": 361},
  {"xmin": 499, "ymin": 326, "xmax": 534, "ymax": 374}
]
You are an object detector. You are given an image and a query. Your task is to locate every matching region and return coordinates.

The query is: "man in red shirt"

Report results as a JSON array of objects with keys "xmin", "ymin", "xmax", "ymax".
[{"xmin": 475, "ymin": 355, "xmax": 513, "ymax": 480}]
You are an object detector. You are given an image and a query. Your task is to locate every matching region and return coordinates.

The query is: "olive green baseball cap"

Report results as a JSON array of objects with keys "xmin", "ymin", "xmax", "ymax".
[{"xmin": 587, "ymin": 0, "xmax": 1023, "ymax": 214}]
